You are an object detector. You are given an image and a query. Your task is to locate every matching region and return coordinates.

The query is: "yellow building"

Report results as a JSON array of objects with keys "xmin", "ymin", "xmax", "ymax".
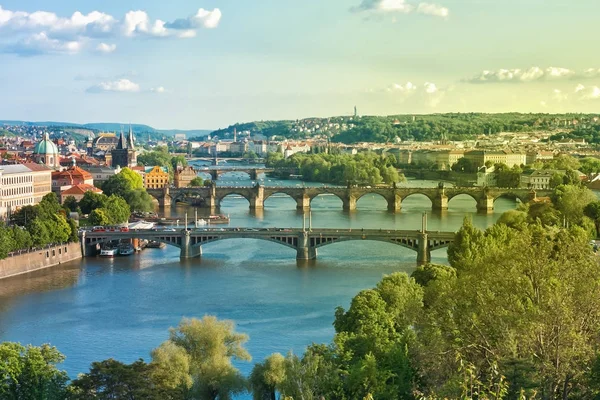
[{"xmin": 144, "ymin": 166, "xmax": 170, "ymax": 189}]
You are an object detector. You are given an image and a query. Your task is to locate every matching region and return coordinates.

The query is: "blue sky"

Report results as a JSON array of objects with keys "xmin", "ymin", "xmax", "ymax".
[{"xmin": 1, "ymin": 0, "xmax": 599, "ymax": 129}]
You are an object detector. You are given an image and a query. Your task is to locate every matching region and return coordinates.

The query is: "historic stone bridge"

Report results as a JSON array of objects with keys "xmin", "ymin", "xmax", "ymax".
[
  {"xmin": 81, "ymin": 227, "xmax": 456, "ymax": 265},
  {"xmin": 147, "ymin": 184, "xmax": 551, "ymax": 212},
  {"xmin": 195, "ymin": 167, "xmax": 274, "ymax": 181}
]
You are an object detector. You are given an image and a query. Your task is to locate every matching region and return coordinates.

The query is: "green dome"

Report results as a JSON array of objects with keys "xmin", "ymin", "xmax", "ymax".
[{"xmin": 33, "ymin": 133, "xmax": 59, "ymax": 155}]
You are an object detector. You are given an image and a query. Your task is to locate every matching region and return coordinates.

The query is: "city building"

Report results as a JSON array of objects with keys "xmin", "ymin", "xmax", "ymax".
[
  {"xmin": 21, "ymin": 163, "xmax": 52, "ymax": 204},
  {"xmin": 476, "ymin": 166, "xmax": 497, "ymax": 187},
  {"xmin": 144, "ymin": 166, "xmax": 170, "ymax": 189},
  {"xmin": 0, "ymin": 165, "xmax": 34, "ymax": 219},
  {"xmin": 32, "ymin": 132, "xmax": 60, "ymax": 169},
  {"xmin": 174, "ymin": 165, "xmax": 198, "ymax": 188},
  {"xmin": 85, "ymin": 166, "xmax": 122, "ymax": 185},
  {"xmin": 464, "ymin": 150, "xmax": 526, "ymax": 169},
  {"xmin": 92, "ymin": 133, "xmax": 119, "ymax": 153},
  {"xmin": 521, "ymin": 170, "xmax": 564, "ymax": 190},
  {"xmin": 52, "ymin": 163, "xmax": 94, "ymax": 195},
  {"xmin": 60, "ymin": 184, "xmax": 103, "ymax": 203},
  {"xmin": 111, "ymin": 127, "xmax": 137, "ymax": 168}
]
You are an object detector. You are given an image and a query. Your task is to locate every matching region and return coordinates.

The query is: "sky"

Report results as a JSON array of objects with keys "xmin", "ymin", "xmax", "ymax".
[{"xmin": 0, "ymin": 0, "xmax": 599, "ymax": 129}]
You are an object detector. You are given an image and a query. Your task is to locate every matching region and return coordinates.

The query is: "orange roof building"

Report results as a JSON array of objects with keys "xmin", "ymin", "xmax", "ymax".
[{"xmin": 60, "ymin": 184, "xmax": 103, "ymax": 203}]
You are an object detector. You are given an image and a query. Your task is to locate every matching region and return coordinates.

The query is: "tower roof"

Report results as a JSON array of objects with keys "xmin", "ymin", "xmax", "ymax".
[{"xmin": 33, "ymin": 132, "xmax": 59, "ymax": 156}]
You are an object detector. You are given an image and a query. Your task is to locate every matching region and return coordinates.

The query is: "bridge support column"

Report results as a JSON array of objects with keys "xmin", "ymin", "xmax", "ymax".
[
  {"xmin": 343, "ymin": 196, "xmax": 357, "ymax": 212},
  {"xmin": 296, "ymin": 195, "xmax": 310, "ymax": 210},
  {"xmin": 210, "ymin": 170, "xmax": 219, "ymax": 181},
  {"xmin": 416, "ymin": 233, "xmax": 431, "ymax": 266},
  {"xmin": 250, "ymin": 185, "xmax": 265, "ymax": 209},
  {"xmin": 477, "ymin": 196, "xmax": 494, "ymax": 212},
  {"xmin": 296, "ymin": 232, "xmax": 317, "ymax": 260},
  {"xmin": 432, "ymin": 195, "xmax": 448, "ymax": 211},
  {"xmin": 388, "ymin": 194, "xmax": 402, "ymax": 212},
  {"xmin": 249, "ymin": 169, "xmax": 258, "ymax": 181},
  {"xmin": 180, "ymin": 231, "xmax": 202, "ymax": 259}
]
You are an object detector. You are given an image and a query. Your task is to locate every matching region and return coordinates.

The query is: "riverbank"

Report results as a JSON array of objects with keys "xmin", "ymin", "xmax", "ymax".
[{"xmin": 0, "ymin": 243, "xmax": 82, "ymax": 280}]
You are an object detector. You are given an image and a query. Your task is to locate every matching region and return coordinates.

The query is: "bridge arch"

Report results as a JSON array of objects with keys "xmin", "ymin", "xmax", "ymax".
[
  {"xmin": 401, "ymin": 193, "xmax": 434, "ymax": 209},
  {"xmin": 492, "ymin": 192, "xmax": 528, "ymax": 204},
  {"xmin": 310, "ymin": 193, "xmax": 345, "ymax": 209},
  {"xmin": 85, "ymin": 235, "xmax": 183, "ymax": 249},
  {"xmin": 312, "ymin": 236, "xmax": 419, "ymax": 253},
  {"xmin": 190, "ymin": 236, "xmax": 298, "ymax": 251},
  {"xmin": 355, "ymin": 192, "xmax": 392, "ymax": 210},
  {"xmin": 216, "ymin": 192, "xmax": 252, "ymax": 205},
  {"xmin": 263, "ymin": 191, "xmax": 299, "ymax": 209}
]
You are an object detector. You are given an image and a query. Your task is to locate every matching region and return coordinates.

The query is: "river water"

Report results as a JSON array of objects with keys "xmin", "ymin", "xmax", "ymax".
[{"xmin": 0, "ymin": 167, "xmax": 518, "ymax": 395}]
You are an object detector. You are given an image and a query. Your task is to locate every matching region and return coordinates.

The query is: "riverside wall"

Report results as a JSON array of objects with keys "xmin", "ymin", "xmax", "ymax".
[{"xmin": 0, "ymin": 243, "xmax": 82, "ymax": 280}]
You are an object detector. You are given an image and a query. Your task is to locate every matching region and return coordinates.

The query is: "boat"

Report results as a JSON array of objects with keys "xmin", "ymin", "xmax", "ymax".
[
  {"xmin": 100, "ymin": 246, "xmax": 118, "ymax": 257},
  {"xmin": 207, "ymin": 214, "xmax": 230, "ymax": 225},
  {"xmin": 147, "ymin": 241, "xmax": 166, "ymax": 249},
  {"xmin": 118, "ymin": 243, "xmax": 135, "ymax": 256},
  {"xmin": 196, "ymin": 219, "xmax": 208, "ymax": 227}
]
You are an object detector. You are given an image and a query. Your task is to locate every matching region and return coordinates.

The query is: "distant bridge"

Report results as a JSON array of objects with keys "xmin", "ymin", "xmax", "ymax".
[
  {"xmin": 148, "ymin": 184, "xmax": 551, "ymax": 212},
  {"xmin": 195, "ymin": 167, "xmax": 274, "ymax": 181},
  {"xmin": 81, "ymin": 226, "xmax": 455, "ymax": 265}
]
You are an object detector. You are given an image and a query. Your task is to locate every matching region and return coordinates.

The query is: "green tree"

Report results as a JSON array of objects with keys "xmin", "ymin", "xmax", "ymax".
[
  {"xmin": 0, "ymin": 342, "xmax": 68, "ymax": 400},
  {"xmin": 0, "ymin": 222, "xmax": 13, "ymax": 258},
  {"xmin": 124, "ymin": 189, "xmax": 155, "ymax": 212},
  {"xmin": 162, "ymin": 316, "xmax": 251, "ymax": 400},
  {"xmin": 105, "ymin": 195, "xmax": 131, "ymax": 224},
  {"xmin": 150, "ymin": 341, "xmax": 193, "ymax": 399},
  {"xmin": 79, "ymin": 192, "xmax": 108, "ymax": 215},
  {"xmin": 171, "ymin": 155, "xmax": 188, "ymax": 170},
  {"xmin": 88, "ymin": 209, "xmax": 111, "ymax": 226},
  {"xmin": 451, "ymin": 158, "xmax": 476, "ymax": 173},
  {"xmin": 250, "ymin": 353, "xmax": 286, "ymax": 400},
  {"xmin": 190, "ymin": 177, "xmax": 204, "ymax": 187},
  {"xmin": 68, "ymin": 359, "xmax": 162, "ymax": 400},
  {"xmin": 62, "ymin": 196, "xmax": 80, "ymax": 213},
  {"xmin": 29, "ymin": 218, "xmax": 51, "ymax": 247},
  {"xmin": 549, "ymin": 172, "xmax": 564, "ymax": 189},
  {"xmin": 103, "ymin": 168, "xmax": 143, "ymax": 198},
  {"xmin": 553, "ymin": 184, "xmax": 597, "ymax": 227},
  {"xmin": 9, "ymin": 226, "xmax": 32, "ymax": 251},
  {"xmin": 447, "ymin": 217, "xmax": 485, "ymax": 269},
  {"xmin": 417, "ymin": 223, "xmax": 600, "ymax": 399}
]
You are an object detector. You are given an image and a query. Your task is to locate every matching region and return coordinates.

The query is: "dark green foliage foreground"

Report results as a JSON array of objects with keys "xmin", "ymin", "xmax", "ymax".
[{"xmin": 3, "ymin": 216, "xmax": 600, "ymax": 399}]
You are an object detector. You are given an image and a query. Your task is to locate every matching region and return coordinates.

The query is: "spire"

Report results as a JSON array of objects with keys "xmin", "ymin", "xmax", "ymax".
[
  {"xmin": 128, "ymin": 124, "xmax": 135, "ymax": 149},
  {"xmin": 117, "ymin": 129, "xmax": 127, "ymax": 150}
]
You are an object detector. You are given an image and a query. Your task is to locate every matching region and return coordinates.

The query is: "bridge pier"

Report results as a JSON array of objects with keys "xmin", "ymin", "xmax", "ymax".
[
  {"xmin": 210, "ymin": 170, "xmax": 219, "ymax": 181},
  {"xmin": 297, "ymin": 232, "xmax": 317, "ymax": 260},
  {"xmin": 296, "ymin": 195, "xmax": 311, "ymax": 210},
  {"xmin": 180, "ymin": 231, "xmax": 202, "ymax": 259},
  {"xmin": 343, "ymin": 196, "xmax": 357, "ymax": 212},
  {"xmin": 432, "ymin": 195, "xmax": 448, "ymax": 211},
  {"xmin": 388, "ymin": 194, "xmax": 402, "ymax": 212},
  {"xmin": 416, "ymin": 233, "xmax": 431, "ymax": 266},
  {"xmin": 477, "ymin": 196, "xmax": 494, "ymax": 212},
  {"xmin": 249, "ymin": 169, "xmax": 258, "ymax": 181},
  {"xmin": 249, "ymin": 185, "xmax": 265, "ymax": 209}
]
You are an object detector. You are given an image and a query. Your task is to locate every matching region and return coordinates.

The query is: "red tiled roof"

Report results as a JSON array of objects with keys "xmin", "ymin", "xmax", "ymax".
[
  {"xmin": 21, "ymin": 163, "xmax": 52, "ymax": 172},
  {"xmin": 61, "ymin": 184, "xmax": 102, "ymax": 196}
]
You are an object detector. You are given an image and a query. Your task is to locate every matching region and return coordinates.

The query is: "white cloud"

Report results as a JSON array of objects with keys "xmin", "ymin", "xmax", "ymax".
[
  {"xmin": 465, "ymin": 66, "xmax": 600, "ymax": 84},
  {"xmin": 0, "ymin": 5, "xmax": 222, "ymax": 56},
  {"xmin": 416, "ymin": 3, "xmax": 449, "ymax": 18},
  {"xmin": 165, "ymin": 8, "xmax": 222, "ymax": 30},
  {"xmin": 151, "ymin": 86, "xmax": 166, "ymax": 93},
  {"xmin": 5, "ymin": 32, "xmax": 82, "ymax": 55},
  {"xmin": 352, "ymin": 0, "xmax": 449, "ymax": 18},
  {"xmin": 96, "ymin": 42, "xmax": 116, "ymax": 53},
  {"xmin": 87, "ymin": 79, "xmax": 140, "ymax": 93},
  {"xmin": 424, "ymin": 82, "xmax": 438, "ymax": 94},
  {"xmin": 551, "ymin": 89, "xmax": 568, "ymax": 102},
  {"xmin": 577, "ymin": 85, "xmax": 600, "ymax": 100},
  {"xmin": 387, "ymin": 81, "xmax": 418, "ymax": 94}
]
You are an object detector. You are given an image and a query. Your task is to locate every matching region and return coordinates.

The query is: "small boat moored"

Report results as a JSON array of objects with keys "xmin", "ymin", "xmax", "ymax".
[{"xmin": 100, "ymin": 246, "xmax": 118, "ymax": 257}]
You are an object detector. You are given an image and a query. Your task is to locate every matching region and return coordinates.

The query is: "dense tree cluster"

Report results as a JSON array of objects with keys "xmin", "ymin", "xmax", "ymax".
[
  {"xmin": 0, "ymin": 193, "xmax": 78, "ymax": 259},
  {"xmin": 138, "ymin": 146, "xmax": 188, "ymax": 173},
  {"xmin": 208, "ymin": 114, "xmax": 598, "ymax": 144},
  {"xmin": 266, "ymin": 152, "xmax": 405, "ymax": 186},
  {"xmin": 101, "ymin": 168, "xmax": 154, "ymax": 213}
]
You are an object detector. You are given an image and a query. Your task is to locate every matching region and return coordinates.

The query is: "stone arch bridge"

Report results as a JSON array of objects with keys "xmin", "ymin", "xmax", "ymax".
[
  {"xmin": 196, "ymin": 168, "xmax": 274, "ymax": 181},
  {"xmin": 81, "ymin": 227, "xmax": 456, "ymax": 265},
  {"xmin": 147, "ymin": 185, "xmax": 551, "ymax": 212}
]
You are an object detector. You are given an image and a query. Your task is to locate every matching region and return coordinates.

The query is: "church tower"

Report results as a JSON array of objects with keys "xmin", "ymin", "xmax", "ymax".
[{"xmin": 111, "ymin": 126, "xmax": 137, "ymax": 168}]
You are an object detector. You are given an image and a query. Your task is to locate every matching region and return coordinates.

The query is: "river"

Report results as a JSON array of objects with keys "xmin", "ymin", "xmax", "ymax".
[{"xmin": 0, "ymin": 168, "xmax": 518, "ymax": 396}]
